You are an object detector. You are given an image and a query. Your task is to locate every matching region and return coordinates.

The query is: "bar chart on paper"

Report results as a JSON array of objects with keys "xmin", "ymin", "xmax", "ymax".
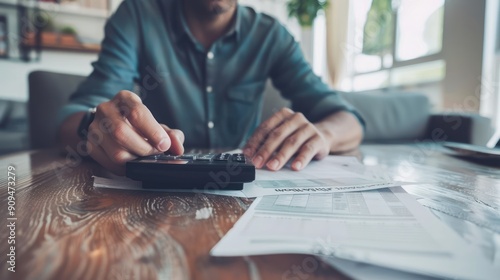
[{"xmin": 245, "ymin": 189, "xmax": 442, "ymax": 253}]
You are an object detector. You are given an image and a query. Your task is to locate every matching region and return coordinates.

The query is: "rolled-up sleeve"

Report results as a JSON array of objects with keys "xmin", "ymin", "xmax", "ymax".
[
  {"xmin": 57, "ymin": 0, "xmax": 141, "ymax": 126},
  {"xmin": 269, "ymin": 25, "xmax": 365, "ymax": 127}
]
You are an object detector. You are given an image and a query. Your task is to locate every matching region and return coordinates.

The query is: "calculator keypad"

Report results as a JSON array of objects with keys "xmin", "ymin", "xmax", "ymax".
[{"xmin": 145, "ymin": 153, "xmax": 248, "ymax": 163}]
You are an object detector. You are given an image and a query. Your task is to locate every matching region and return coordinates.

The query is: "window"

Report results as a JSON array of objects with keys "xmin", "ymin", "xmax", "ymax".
[{"xmin": 347, "ymin": 0, "xmax": 446, "ymax": 91}]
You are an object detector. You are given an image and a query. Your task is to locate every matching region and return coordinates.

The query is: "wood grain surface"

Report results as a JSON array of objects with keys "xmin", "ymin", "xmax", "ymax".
[{"xmin": 0, "ymin": 149, "xmax": 346, "ymax": 280}]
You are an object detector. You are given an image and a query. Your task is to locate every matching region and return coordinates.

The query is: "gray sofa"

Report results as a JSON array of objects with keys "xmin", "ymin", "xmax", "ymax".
[{"xmin": 262, "ymin": 81, "xmax": 494, "ymax": 145}]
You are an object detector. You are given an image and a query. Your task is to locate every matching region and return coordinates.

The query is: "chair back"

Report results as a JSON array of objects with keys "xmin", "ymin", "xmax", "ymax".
[
  {"xmin": 28, "ymin": 71, "xmax": 86, "ymax": 149},
  {"xmin": 261, "ymin": 80, "xmax": 291, "ymax": 121}
]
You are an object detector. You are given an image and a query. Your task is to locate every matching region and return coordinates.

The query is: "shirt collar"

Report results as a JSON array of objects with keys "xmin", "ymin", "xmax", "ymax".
[
  {"xmin": 171, "ymin": 0, "xmax": 241, "ymax": 44},
  {"xmin": 224, "ymin": 5, "xmax": 242, "ymax": 42}
]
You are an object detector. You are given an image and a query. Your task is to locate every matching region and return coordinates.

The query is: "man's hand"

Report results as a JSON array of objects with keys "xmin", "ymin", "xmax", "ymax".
[
  {"xmin": 243, "ymin": 108, "xmax": 330, "ymax": 171},
  {"xmin": 85, "ymin": 90, "xmax": 184, "ymax": 175}
]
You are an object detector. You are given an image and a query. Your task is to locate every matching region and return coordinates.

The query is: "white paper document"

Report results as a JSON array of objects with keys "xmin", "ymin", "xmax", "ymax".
[
  {"xmin": 210, "ymin": 187, "xmax": 499, "ymax": 279},
  {"xmin": 93, "ymin": 156, "xmax": 404, "ymax": 197},
  {"xmin": 241, "ymin": 156, "xmax": 401, "ymax": 197},
  {"xmin": 321, "ymin": 256, "xmax": 439, "ymax": 280}
]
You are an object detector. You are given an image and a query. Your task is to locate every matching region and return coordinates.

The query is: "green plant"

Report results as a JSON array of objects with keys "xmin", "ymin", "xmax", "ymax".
[
  {"xmin": 59, "ymin": 26, "xmax": 77, "ymax": 35},
  {"xmin": 33, "ymin": 11, "xmax": 55, "ymax": 32},
  {"xmin": 287, "ymin": 0, "xmax": 329, "ymax": 27},
  {"xmin": 362, "ymin": 0, "xmax": 394, "ymax": 55}
]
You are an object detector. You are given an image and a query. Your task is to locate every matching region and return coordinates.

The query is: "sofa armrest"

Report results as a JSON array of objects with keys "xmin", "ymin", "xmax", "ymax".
[
  {"xmin": 426, "ymin": 114, "xmax": 494, "ymax": 145},
  {"xmin": 0, "ymin": 100, "xmax": 28, "ymax": 155},
  {"xmin": 339, "ymin": 92, "xmax": 430, "ymax": 143}
]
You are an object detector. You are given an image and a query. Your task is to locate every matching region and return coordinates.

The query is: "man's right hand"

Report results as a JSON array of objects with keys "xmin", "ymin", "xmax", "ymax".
[{"xmin": 85, "ymin": 90, "xmax": 184, "ymax": 175}]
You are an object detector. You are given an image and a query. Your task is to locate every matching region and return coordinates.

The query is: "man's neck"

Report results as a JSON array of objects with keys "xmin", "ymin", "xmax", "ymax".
[{"xmin": 183, "ymin": 3, "xmax": 237, "ymax": 49}]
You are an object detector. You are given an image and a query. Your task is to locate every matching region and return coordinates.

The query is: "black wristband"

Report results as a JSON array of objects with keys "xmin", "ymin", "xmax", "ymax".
[{"xmin": 77, "ymin": 108, "xmax": 96, "ymax": 140}]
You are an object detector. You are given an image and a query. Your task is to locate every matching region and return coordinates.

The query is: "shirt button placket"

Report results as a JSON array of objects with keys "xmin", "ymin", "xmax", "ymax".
[{"xmin": 206, "ymin": 49, "xmax": 216, "ymax": 147}]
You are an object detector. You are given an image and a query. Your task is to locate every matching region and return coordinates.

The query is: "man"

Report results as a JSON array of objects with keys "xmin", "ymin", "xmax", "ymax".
[{"xmin": 58, "ymin": 0, "xmax": 364, "ymax": 175}]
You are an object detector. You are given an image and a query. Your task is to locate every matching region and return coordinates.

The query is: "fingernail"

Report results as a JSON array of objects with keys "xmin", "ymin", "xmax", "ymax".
[
  {"xmin": 253, "ymin": 155, "xmax": 263, "ymax": 168},
  {"xmin": 267, "ymin": 159, "xmax": 279, "ymax": 170},
  {"xmin": 157, "ymin": 138, "xmax": 170, "ymax": 151},
  {"xmin": 293, "ymin": 161, "xmax": 302, "ymax": 170}
]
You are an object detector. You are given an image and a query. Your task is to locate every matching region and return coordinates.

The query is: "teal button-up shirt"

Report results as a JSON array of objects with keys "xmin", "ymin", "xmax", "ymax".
[{"xmin": 59, "ymin": 0, "xmax": 363, "ymax": 148}]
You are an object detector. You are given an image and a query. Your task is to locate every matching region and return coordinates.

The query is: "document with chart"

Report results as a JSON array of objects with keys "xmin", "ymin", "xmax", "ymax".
[
  {"xmin": 211, "ymin": 187, "xmax": 499, "ymax": 279},
  {"xmin": 240, "ymin": 156, "xmax": 402, "ymax": 197}
]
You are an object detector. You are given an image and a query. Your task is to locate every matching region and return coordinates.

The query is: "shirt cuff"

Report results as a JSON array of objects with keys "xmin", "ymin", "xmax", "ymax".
[
  {"xmin": 306, "ymin": 94, "xmax": 366, "ymax": 129},
  {"xmin": 57, "ymin": 104, "xmax": 93, "ymax": 128}
]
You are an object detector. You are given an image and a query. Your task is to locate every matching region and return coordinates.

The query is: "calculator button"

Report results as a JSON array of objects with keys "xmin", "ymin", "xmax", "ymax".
[
  {"xmin": 232, "ymin": 154, "xmax": 245, "ymax": 162},
  {"xmin": 180, "ymin": 154, "xmax": 197, "ymax": 160},
  {"xmin": 232, "ymin": 153, "xmax": 245, "ymax": 157},
  {"xmin": 195, "ymin": 154, "xmax": 215, "ymax": 161},
  {"xmin": 144, "ymin": 155, "xmax": 160, "ymax": 160},
  {"xmin": 157, "ymin": 155, "xmax": 178, "ymax": 160},
  {"xmin": 213, "ymin": 153, "xmax": 231, "ymax": 161}
]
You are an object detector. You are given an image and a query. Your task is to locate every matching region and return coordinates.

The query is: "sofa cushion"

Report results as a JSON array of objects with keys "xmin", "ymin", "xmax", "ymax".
[{"xmin": 339, "ymin": 92, "xmax": 430, "ymax": 142}]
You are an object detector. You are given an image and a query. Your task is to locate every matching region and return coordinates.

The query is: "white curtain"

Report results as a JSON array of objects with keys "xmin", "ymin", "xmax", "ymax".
[{"xmin": 325, "ymin": 0, "xmax": 353, "ymax": 89}]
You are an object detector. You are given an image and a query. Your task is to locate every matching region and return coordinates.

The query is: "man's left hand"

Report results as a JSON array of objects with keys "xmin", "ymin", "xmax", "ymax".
[{"xmin": 243, "ymin": 108, "xmax": 330, "ymax": 171}]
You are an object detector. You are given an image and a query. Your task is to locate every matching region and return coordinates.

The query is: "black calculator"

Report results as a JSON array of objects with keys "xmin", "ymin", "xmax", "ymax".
[{"xmin": 126, "ymin": 153, "xmax": 255, "ymax": 190}]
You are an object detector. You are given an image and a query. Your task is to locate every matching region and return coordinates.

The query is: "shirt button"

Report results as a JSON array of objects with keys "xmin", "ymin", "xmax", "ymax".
[
  {"xmin": 206, "ymin": 86, "xmax": 213, "ymax": 93},
  {"xmin": 208, "ymin": 121, "xmax": 214, "ymax": 129},
  {"xmin": 207, "ymin": 52, "xmax": 214, "ymax": 59}
]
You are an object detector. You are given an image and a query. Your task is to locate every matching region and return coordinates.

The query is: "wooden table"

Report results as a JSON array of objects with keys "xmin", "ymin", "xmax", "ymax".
[{"xmin": 0, "ymin": 144, "xmax": 499, "ymax": 280}]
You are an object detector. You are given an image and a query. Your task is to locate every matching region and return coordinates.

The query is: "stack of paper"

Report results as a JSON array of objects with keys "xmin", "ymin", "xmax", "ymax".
[
  {"xmin": 210, "ymin": 187, "xmax": 499, "ymax": 279},
  {"xmin": 94, "ymin": 156, "xmax": 403, "ymax": 197}
]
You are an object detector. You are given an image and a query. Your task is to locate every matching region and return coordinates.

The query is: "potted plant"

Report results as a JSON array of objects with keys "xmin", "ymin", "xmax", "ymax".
[
  {"xmin": 286, "ymin": 0, "xmax": 329, "ymax": 28},
  {"xmin": 34, "ymin": 12, "xmax": 57, "ymax": 45},
  {"xmin": 362, "ymin": 0, "xmax": 394, "ymax": 62},
  {"xmin": 286, "ymin": 0, "xmax": 329, "ymax": 62},
  {"xmin": 0, "ymin": 15, "xmax": 8, "ymax": 58},
  {"xmin": 59, "ymin": 26, "xmax": 79, "ymax": 47}
]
